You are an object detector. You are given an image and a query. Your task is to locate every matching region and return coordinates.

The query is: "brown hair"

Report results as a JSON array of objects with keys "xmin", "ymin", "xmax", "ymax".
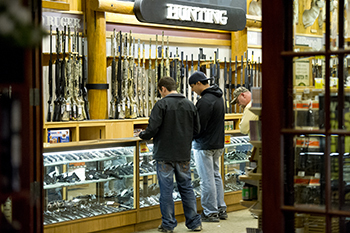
[{"xmin": 158, "ymin": 76, "xmax": 177, "ymax": 92}]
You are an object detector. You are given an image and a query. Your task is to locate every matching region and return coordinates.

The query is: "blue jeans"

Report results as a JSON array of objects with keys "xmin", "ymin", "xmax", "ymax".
[
  {"xmin": 156, "ymin": 161, "xmax": 201, "ymax": 231},
  {"xmin": 193, "ymin": 148, "xmax": 226, "ymax": 216}
]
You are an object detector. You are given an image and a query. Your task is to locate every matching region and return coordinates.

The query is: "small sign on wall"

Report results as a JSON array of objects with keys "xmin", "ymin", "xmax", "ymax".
[{"xmin": 293, "ymin": 60, "xmax": 310, "ymax": 86}]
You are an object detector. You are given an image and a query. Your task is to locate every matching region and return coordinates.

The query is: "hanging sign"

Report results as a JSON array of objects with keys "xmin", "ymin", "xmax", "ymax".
[
  {"xmin": 134, "ymin": 0, "xmax": 246, "ymax": 31},
  {"xmin": 42, "ymin": 11, "xmax": 83, "ymax": 31}
]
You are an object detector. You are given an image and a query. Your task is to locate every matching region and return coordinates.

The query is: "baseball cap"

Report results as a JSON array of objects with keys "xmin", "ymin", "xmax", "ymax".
[
  {"xmin": 231, "ymin": 87, "xmax": 249, "ymax": 104},
  {"xmin": 188, "ymin": 71, "xmax": 212, "ymax": 85}
]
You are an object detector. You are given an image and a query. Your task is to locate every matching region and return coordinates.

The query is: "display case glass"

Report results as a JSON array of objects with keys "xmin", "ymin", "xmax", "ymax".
[
  {"xmin": 223, "ymin": 135, "xmax": 252, "ymax": 193},
  {"xmin": 43, "ymin": 140, "xmax": 137, "ymax": 225}
]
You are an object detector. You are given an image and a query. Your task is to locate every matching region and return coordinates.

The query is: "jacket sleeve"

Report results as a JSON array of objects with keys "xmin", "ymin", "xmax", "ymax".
[
  {"xmin": 193, "ymin": 99, "xmax": 211, "ymax": 139},
  {"xmin": 139, "ymin": 103, "xmax": 164, "ymax": 140},
  {"xmin": 193, "ymin": 107, "xmax": 201, "ymax": 137}
]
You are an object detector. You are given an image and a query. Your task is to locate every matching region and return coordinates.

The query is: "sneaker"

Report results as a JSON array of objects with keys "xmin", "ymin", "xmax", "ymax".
[
  {"xmin": 201, "ymin": 212, "xmax": 220, "ymax": 222},
  {"xmin": 219, "ymin": 211, "xmax": 228, "ymax": 220},
  {"xmin": 192, "ymin": 224, "xmax": 202, "ymax": 231},
  {"xmin": 158, "ymin": 224, "xmax": 173, "ymax": 232}
]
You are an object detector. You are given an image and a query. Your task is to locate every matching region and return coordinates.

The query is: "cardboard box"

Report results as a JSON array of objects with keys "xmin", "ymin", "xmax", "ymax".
[{"xmin": 48, "ymin": 129, "xmax": 70, "ymax": 143}]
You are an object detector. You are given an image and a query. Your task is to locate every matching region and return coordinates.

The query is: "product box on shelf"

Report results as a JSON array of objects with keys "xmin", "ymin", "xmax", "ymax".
[{"xmin": 47, "ymin": 129, "xmax": 70, "ymax": 143}]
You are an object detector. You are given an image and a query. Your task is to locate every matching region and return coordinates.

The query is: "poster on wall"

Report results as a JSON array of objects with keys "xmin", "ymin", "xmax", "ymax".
[{"xmin": 293, "ymin": 60, "xmax": 310, "ymax": 86}]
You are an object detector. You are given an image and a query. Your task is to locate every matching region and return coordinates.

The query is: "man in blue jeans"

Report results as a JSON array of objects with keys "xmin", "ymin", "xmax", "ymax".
[
  {"xmin": 138, "ymin": 77, "xmax": 202, "ymax": 232},
  {"xmin": 189, "ymin": 71, "xmax": 228, "ymax": 222}
]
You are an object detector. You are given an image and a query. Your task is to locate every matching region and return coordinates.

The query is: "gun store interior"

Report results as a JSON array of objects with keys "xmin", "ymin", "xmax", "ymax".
[{"xmin": 1, "ymin": 0, "xmax": 350, "ymax": 232}]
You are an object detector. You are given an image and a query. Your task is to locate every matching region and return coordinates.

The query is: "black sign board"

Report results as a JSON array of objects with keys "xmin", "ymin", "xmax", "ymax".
[{"xmin": 134, "ymin": 0, "xmax": 246, "ymax": 31}]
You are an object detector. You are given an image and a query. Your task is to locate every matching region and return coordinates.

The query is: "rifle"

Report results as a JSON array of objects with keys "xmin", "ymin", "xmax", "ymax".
[
  {"xmin": 245, "ymin": 51, "xmax": 250, "ymax": 90},
  {"xmin": 212, "ymin": 51, "xmax": 217, "ymax": 85},
  {"xmin": 258, "ymin": 57, "xmax": 261, "ymax": 87},
  {"xmin": 142, "ymin": 42, "xmax": 147, "ymax": 116},
  {"xmin": 175, "ymin": 47, "xmax": 180, "ymax": 93},
  {"xmin": 73, "ymin": 27, "xmax": 85, "ymax": 121},
  {"xmin": 228, "ymin": 56, "xmax": 232, "ymax": 113},
  {"xmin": 68, "ymin": 26, "xmax": 78, "ymax": 120},
  {"xmin": 141, "ymin": 40, "xmax": 149, "ymax": 117},
  {"xmin": 137, "ymin": 38, "xmax": 143, "ymax": 117},
  {"xmin": 82, "ymin": 32, "xmax": 90, "ymax": 120},
  {"xmin": 240, "ymin": 54, "xmax": 244, "ymax": 113},
  {"xmin": 160, "ymin": 31, "xmax": 164, "ymax": 79},
  {"xmin": 47, "ymin": 25, "xmax": 53, "ymax": 122},
  {"xmin": 109, "ymin": 29, "xmax": 117, "ymax": 119},
  {"xmin": 216, "ymin": 50, "xmax": 220, "ymax": 87},
  {"xmin": 185, "ymin": 55, "xmax": 189, "ymax": 100},
  {"xmin": 180, "ymin": 51, "xmax": 184, "ymax": 95},
  {"xmin": 155, "ymin": 35, "xmax": 159, "ymax": 100},
  {"xmin": 254, "ymin": 60, "xmax": 257, "ymax": 88},
  {"xmin": 62, "ymin": 26, "xmax": 73, "ymax": 121},
  {"xmin": 53, "ymin": 28, "xmax": 61, "ymax": 121},
  {"xmin": 129, "ymin": 32, "xmax": 137, "ymax": 119},
  {"xmin": 198, "ymin": 53, "xmax": 201, "ymax": 71},
  {"xmin": 133, "ymin": 36, "xmax": 139, "ymax": 117},
  {"xmin": 149, "ymin": 38, "xmax": 154, "ymax": 111},
  {"xmin": 60, "ymin": 26, "xmax": 67, "ymax": 121},
  {"xmin": 189, "ymin": 54, "xmax": 194, "ymax": 102},
  {"xmin": 223, "ymin": 57, "xmax": 228, "ymax": 113},
  {"xmin": 122, "ymin": 33, "xmax": 130, "ymax": 118},
  {"xmin": 165, "ymin": 36, "xmax": 170, "ymax": 77},
  {"xmin": 233, "ymin": 57, "xmax": 236, "ymax": 113}
]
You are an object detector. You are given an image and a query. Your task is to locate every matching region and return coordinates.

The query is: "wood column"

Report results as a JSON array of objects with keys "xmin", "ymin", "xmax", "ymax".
[
  {"xmin": 86, "ymin": 0, "xmax": 108, "ymax": 119},
  {"xmin": 231, "ymin": 28, "xmax": 247, "ymax": 59}
]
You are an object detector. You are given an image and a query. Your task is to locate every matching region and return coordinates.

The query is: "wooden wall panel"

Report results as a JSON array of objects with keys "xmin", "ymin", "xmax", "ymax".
[{"xmin": 105, "ymin": 121, "xmax": 134, "ymax": 139}]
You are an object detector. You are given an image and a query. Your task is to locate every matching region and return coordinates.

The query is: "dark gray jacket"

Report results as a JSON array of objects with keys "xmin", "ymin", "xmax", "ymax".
[
  {"xmin": 139, "ymin": 93, "xmax": 200, "ymax": 162},
  {"xmin": 193, "ymin": 85, "xmax": 225, "ymax": 150}
]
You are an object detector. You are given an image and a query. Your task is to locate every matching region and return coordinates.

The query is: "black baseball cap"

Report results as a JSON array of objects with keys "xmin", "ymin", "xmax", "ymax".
[{"xmin": 189, "ymin": 71, "xmax": 212, "ymax": 85}]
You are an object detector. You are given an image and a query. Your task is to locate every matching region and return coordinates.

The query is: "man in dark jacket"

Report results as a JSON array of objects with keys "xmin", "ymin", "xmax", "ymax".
[
  {"xmin": 139, "ymin": 77, "xmax": 202, "ymax": 232},
  {"xmin": 189, "ymin": 71, "xmax": 227, "ymax": 222}
]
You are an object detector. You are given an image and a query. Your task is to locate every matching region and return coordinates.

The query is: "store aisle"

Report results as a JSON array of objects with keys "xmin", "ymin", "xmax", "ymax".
[{"xmin": 134, "ymin": 209, "xmax": 258, "ymax": 233}]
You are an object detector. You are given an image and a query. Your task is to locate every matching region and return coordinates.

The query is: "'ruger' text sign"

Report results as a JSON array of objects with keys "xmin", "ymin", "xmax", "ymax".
[{"xmin": 134, "ymin": 0, "xmax": 246, "ymax": 31}]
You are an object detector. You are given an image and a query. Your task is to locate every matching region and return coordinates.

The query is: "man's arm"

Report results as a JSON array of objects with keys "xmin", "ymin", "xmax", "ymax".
[
  {"xmin": 193, "ymin": 99, "xmax": 211, "ymax": 139},
  {"xmin": 193, "ymin": 107, "xmax": 201, "ymax": 136},
  {"xmin": 139, "ymin": 103, "xmax": 163, "ymax": 140}
]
